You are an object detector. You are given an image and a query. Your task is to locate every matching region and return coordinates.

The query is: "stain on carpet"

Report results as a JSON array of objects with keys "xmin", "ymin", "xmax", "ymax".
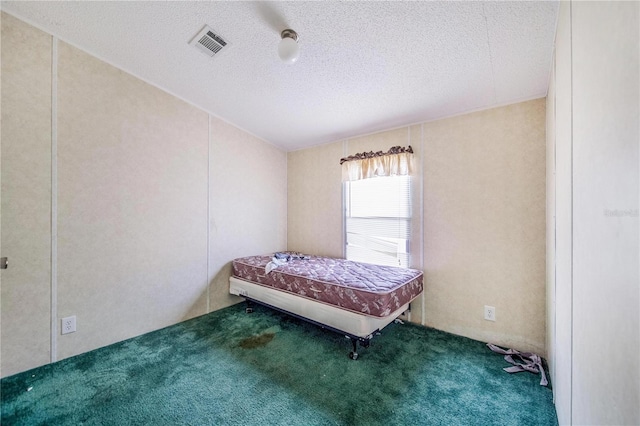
[{"xmin": 238, "ymin": 332, "xmax": 275, "ymax": 349}]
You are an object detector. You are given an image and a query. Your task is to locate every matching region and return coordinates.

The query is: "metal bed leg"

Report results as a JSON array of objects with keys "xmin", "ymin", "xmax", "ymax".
[
  {"xmin": 245, "ymin": 299, "xmax": 254, "ymax": 314},
  {"xmin": 346, "ymin": 336, "xmax": 358, "ymax": 361},
  {"xmin": 347, "ymin": 336, "xmax": 359, "ymax": 360},
  {"xmin": 346, "ymin": 336, "xmax": 371, "ymax": 360}
]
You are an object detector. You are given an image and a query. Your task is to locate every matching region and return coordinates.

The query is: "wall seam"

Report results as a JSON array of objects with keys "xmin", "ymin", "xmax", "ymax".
[
  {"xmin": 553, "ymin": 51, "xmax": 558, "ymax": 404},
  {"xmin": 342, "ymin": 140, "xmax": 347, "ymax": 259},
  {"xmin": 50, "ymin": 36, "xmax": 58, "ymax": 363},
  {"xmin": 284, "ymin": 144, "xmax": 288, "ymax": 251},
  {"xmin": 407, "ymin": 126, "xmax": 412, "ymax": 323},
  {"xmin": 550, "ymin": 49, "xmax": 558, "ymax": 404},
  {"xmin": 569, "ymin": 1, "xmax": 574, "ymax": 423},
  {"xmin": 421, "ymin": 123, "xmax": 426, "ymax": 326},
  {"xmin": 207, "ymin": 115, "xmax": 211, "ymax": 313}
]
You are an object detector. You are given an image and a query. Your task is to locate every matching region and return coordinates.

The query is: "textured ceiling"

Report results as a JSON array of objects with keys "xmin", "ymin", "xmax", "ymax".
[{"xmin": 2, "ymin": 1, "xmax": 559, "ymax": 151}]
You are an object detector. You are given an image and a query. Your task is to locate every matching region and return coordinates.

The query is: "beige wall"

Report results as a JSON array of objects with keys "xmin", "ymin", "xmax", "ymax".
[
  {"xmin": 288, "ymin": 141, "xmax": 344, "ymax": 258},
  {"xmin": 0, "ymin": 13, "xmax": 52, "ymax": 376},
  {"xmin": 288, "ymin": 99, "xmax": 547, "ymax": 354},
  {"xmin": 423, "ymin": 100, "xmax": 546, "ymax": 354},
  {"xmin": 548, "ymin": 2, "xmax": 639, "ymax": 425},
  {"xmin": 56, "ymin": 41, "xmax": 210, "ymax": 359},
  {"xmin": 0, "ymin": 14, "xmax": 287, "ymax": 376},
  {"xmin": 209, "ymin": 117, "xmax": 287, "ymax": 311}
]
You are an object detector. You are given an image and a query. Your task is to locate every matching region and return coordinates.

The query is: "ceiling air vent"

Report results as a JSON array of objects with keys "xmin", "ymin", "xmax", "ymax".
[{"xmin": 189, "ymin": 25, "xmax": 229, "ymax": 58}]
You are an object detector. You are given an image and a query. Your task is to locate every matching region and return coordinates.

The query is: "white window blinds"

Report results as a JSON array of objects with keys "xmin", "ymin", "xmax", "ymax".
[{"xmin": 344, "ymin": 175, "xmax": 411, "ymax": 268}]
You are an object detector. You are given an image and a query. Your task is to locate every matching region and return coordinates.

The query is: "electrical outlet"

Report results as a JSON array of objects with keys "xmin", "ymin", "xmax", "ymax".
[
  {"xmin": 484, "ymin": 305, "xmax": 496, "ymax": 322},
  {"xmin": 61, "ymin": 316, "xmax": 76, "ymax": 334}
]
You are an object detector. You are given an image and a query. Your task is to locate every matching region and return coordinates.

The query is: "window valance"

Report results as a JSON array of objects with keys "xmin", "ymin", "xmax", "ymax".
[{"xmin": 340, "ymin": 146, "xmax": 414, "ymax": 182}]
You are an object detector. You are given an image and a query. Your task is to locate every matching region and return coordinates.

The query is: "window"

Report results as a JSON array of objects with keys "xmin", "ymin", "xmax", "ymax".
[{"xmin": 344, "ymin": 175, "xmax": 411, "ymax": 268}]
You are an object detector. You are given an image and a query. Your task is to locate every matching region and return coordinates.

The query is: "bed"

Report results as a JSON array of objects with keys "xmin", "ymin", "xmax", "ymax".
[{"xmin": 229, "ymin": 254, "xmax": 423, "ymax": 359}]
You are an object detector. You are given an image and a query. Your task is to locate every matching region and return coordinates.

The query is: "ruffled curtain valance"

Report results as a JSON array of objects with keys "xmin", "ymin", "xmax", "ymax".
[{"xmin": 340, "ymin": 146, "xmax": 414, "ymax": 182}]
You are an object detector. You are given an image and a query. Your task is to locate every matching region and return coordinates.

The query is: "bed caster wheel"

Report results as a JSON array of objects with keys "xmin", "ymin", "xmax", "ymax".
[
  {"xmin": 245, "ymin": 307, "xmax": 253, "ymax": 314},
  {"xmin": 349, "ymin": 352, "xmax": 359, "ymax": 360}
]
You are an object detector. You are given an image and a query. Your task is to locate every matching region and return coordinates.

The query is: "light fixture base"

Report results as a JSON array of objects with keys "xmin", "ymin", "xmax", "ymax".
[{"xmin": 281, "ymin": 29, "xmax": 299, "ymax": 42}]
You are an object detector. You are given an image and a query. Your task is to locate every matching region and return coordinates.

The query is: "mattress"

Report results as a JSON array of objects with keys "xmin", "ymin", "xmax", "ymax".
[{"xmin": 232, "ymin": 255, "xmax": 423, "ymax": 318}]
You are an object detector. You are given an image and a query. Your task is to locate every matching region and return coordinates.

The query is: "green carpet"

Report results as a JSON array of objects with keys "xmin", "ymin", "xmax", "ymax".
[{"xmin": 1, "ymin": 304, "xmax": 557, "ymax": 425}]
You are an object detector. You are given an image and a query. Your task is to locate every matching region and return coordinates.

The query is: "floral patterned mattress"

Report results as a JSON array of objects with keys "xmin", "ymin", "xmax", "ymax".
[{"xmin": 232, "ymin": 255, "xmax": 423, "ymax": 318}]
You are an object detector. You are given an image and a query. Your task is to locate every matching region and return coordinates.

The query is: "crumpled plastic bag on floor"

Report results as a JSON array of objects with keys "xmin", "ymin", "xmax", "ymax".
[{"xmin": 487, "ymin": 343, "xmax": 548, "ymax": 386}]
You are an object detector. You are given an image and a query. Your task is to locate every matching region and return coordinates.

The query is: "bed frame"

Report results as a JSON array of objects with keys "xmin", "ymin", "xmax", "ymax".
[{"xmin": 229, "ymin": 276, "xmax": 413, "ymax": 359}]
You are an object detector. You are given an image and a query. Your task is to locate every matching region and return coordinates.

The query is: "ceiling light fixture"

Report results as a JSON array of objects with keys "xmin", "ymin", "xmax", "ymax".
[{"xmin": 278, "ymin": 29, "xmax": 300, "ymax": 64}]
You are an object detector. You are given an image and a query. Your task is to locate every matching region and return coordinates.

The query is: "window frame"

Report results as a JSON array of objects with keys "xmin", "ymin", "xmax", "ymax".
[{"xmin": 343, "ymin": 174, "xmax": 412, "ymax": 268}]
